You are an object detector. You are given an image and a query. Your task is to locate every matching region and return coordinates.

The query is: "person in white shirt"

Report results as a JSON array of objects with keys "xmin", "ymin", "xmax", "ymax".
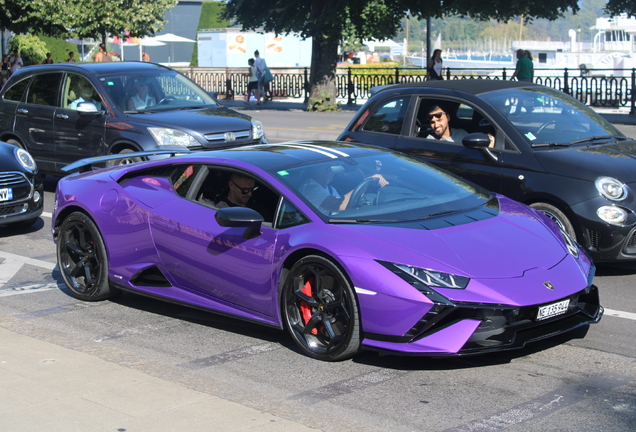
[
  {"xmin": 9, "ymin": 50, "xmax": 23, "ymax": 74},
  {"xmin": 127, "ymin": 78, "xmax": 156, "ymax": 110},
  {"xmin": 254, "ymin": 50, "xmax": 268, "ymax": 102},
  {"xmin": 70, "ymin": 80, "xmax": 102, "ymax": 110}
]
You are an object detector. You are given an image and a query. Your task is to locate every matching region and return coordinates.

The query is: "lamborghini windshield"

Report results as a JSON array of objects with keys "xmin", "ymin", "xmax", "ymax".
[{"xmin": 274, "ymin": 151, "xmax": 493, "ymax": 221}]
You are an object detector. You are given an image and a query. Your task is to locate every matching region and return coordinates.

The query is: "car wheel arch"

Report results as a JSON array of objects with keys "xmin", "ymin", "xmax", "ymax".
[
  {"xmin": 278, "ymin": 248, "xmax": 358, "ymax": 307},
  {"xmin": 108, "ymin": 140, "xmax": 142, "ymax": 155},
  {"xmin": 279, "ymin": 251, "xmax": 362, "ymax": 361},
  {"xmin": 3, "ymin": 135, "xmax": 25, "ymax": 149},
  {"xmin": 527, "ymin": 200, "xmax": 578, "ymax": 239}
]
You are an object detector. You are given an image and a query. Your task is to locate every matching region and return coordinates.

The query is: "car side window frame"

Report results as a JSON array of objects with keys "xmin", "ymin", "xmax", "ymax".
[
  {"xmin": 2, "ymin": 76, "xmax": 31, "ymax": 102},
  {"xmin": 25, "ymin": 72, "xmax": 63, "ymax": 107},
  {"xmin": 62, "ymin": 73, "xmax": 103, "ymax": 111},
  {"xmin": 411, "ymin": 96, "xmax": 517, "ymax": 152},
  {"xmin": 360, "ymin": 95, "xmax": 412, "ymax": 136}
]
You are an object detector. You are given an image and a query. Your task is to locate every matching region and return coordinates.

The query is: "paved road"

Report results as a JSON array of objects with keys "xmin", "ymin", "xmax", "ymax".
[{"xmin": 1, "ymin": 113, "xmax": 636, "ymax": 431}]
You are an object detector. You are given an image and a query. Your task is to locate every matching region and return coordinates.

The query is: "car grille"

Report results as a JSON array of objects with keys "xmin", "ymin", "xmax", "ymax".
[
  {"xmin": 204, "ymin": 130, "xmax": 251, "ymax": 144},
  {"xmin": 587, "ymin": 228, "xmax": 601, "ymax": 249},
  {"xmin": 0, "ymin": 203, "xmax": 28, "ymax": 216},
  {"xmin": 0, "ymin": 172, "xmax": 32, "ymax": 201},
  {"xmin": 396, "ymin": 285, "xmax": 601, "ymax": 354}
]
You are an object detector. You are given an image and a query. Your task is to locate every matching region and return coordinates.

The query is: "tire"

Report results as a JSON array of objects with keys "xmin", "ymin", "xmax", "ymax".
[
  {"xmin": 282, "ymin": 255, "xmax": 361, "ymax": 361},
  {"xmin": 530, "ymin": 202, "xmax": 576, "ymax": 238},
  {"xmin": 57, "ymin": 211, "xmax": 113, "ymax": 301},
  {"xmin": 106, "ymin": 148, "xmax": 143, "ymax": 167}
]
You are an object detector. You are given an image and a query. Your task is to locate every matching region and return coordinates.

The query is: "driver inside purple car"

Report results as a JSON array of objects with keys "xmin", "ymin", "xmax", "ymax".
[{"xmin": 301, "ymin": 164, "xmax": 388, "ymax": 214}]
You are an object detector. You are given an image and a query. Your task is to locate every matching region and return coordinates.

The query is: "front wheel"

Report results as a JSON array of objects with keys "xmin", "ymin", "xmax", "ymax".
[
  {"xmin": 57, "ymin": 212, "xmax": 113, "ymax": 301},
  {"xmin": 282, "ymin": 255, "xmax": 361, "ymax": 361},
  {"xmin": 530, "ymin": 202, "xmax": 576, "ymax": 238}
]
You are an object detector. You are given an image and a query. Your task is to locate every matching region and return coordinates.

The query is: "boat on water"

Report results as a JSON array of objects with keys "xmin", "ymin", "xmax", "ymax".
[{"xmin": 407, "ymin": 15, "xmax": 636, "ymax": 77}]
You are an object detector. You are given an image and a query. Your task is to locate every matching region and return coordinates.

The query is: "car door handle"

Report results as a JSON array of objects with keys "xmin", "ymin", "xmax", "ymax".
[
  {"xmin": 17, "ymin": 108, "xmax": 28, "ymax": 114},
  {"xmin": 56, "ymin": 113, "xmax": 69, "ymax": 119}
]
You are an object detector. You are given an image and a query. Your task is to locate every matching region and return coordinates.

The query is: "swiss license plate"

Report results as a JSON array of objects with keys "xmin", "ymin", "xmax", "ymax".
[
  {"xmin": 0, "ymin": 188, "xmax": 13, "ymax": 202},
  {"xmin": 537, "ymin": 299, "xmax": 570, "ymax": 321}
]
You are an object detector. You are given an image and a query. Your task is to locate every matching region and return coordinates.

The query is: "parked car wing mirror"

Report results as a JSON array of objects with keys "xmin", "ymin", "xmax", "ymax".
[
  {"xmin": 462, "ymin": 133, "xmax": 491, "ymax": 149},
  {"xmin": 462, "ymin": 133, "xmax": 498, "ymax": 162},
  {"xmin": 215, "ymin": 207, "xmax": 263, "ymax": 239},
  {"xmin": 76, "ymin": 102, "xmax": 104, "ymax": 115}
]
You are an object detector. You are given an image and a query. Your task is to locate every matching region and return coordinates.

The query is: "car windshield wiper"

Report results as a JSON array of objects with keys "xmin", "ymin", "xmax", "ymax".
[
  {"xmin": 531, "ymin": 142, "xmax": 571, "ymax": 148},
  {"xmin": 569, "ymin": 135, "xmax": 627, "ymax": 144},
  {"xmin": 329, "ymin": 218, "xmax": 398, "ymax": 224}
]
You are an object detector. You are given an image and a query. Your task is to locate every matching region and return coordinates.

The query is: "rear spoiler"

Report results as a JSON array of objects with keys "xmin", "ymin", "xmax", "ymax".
[{"xmin": 61, "ymin": 150, "xmax": 192, "ymax": 174}]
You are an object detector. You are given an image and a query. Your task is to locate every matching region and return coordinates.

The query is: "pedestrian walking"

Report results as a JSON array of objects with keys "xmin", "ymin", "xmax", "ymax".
[
  {"xmin": 93, "ymin": 44, "xmax": 111, "ymax": 62},
  {"xmin": 244, "ymin": 58, "xmax": 260, "ymax": 106},
  {"xmin": 254, "ymin": 50, "xmax": 268, "ymax": 102},
  {"xmin": 43, "ymin": 53, "xmax": 54, "ymax": 64},
  {"xmin": 427, "ymin": 49, "xmax": 444, "ymax": 80},
  {"xmin": 511, "ymin": 49, "xmax": 533, "ymax": 82},
  {"xmin": 66, "ymin": 52, "xmax": 76, "ymax": 63},
  {"xmin": 9, "ymin": 50, "xmax": 23, "ymax": 74},
  {"xmin": 1, "ymin": 55, "xmax": 11, "ymax": 86}
]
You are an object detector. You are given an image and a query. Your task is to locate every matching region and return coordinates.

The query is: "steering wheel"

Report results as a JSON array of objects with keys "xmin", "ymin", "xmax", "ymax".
[
  {"xmin": 346, "ymin": 177, "xmax": 377, "ymax": 210},
  {"xmin": 157, "ymin": 96, "xmax": 176, "ymax": 105},
  {"xmin": 536, "ymin": 120, "xmax": 557, "ymax": 135}
]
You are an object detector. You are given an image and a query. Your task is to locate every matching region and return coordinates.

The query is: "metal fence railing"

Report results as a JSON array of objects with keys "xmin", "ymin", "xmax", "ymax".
[{"xmin": 174, "ymin": 66, "xmax": 636, "ymax": 115}]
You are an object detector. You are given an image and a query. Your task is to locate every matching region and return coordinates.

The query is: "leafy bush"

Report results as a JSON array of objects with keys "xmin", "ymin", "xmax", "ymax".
[{"xmin": 8, "ymin": 34, "xmax": 48, "ymax": 65}]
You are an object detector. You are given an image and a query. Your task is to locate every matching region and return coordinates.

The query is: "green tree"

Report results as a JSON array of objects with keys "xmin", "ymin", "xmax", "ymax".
[
  {"xmin": 55, "ymin": 0, "xmax": 179, "ymax": 46},
  {"xmin": 605, "ymin": 0, "xmax": 636, "ymax": 17},
  {"xmin": 222, "ymin": 0, "xmax": 580, "ymax": 111},
  {"xmin": 0, "ymin": 0, "xmax": 68, "ymax": 36},
  {"xmin": 0, "ymin": 0, "xmax": 178, "ymax": 46}
]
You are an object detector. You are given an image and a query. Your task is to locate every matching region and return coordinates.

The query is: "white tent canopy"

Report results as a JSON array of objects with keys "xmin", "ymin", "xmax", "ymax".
[
  {"xmin": 154, "ymin": 33, "xmax": 195, "ymax": 43},
  {"xmin": 154, "ymin": 33, "xmax": 195, "ymax": 64}
]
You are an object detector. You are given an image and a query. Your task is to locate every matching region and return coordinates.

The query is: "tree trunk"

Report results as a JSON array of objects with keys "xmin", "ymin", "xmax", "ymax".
[{"xmin": 307, "ymin": 0, "xmax": 340, "ymax": 111}]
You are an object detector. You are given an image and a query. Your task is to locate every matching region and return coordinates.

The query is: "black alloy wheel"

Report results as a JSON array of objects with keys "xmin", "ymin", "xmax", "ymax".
[
  {"xmin": 57, "ymin": 212, "xmax": 113, "ymax": 301},
  {"xmin": 282, "ymin": 255, "xmax": 361, "ymax": 361}
]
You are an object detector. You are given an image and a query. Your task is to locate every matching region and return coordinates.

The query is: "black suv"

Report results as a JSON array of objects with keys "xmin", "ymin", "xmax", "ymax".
[{"xmin": 0, "ymin": 62, "xmax": 267, "ymax": 175}]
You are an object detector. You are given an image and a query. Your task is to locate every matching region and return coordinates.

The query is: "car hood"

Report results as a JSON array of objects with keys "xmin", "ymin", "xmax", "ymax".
[
  {"xmin": 333, "ymin": 198, "xmax": 567, "ymax": 280},
  {"xmin": 535, "ymin": 139, "xmax": 636, "ymax": 183},
  {"xmin": 126, "ymin": 106, "xmax": 254, "ymax": 133}
]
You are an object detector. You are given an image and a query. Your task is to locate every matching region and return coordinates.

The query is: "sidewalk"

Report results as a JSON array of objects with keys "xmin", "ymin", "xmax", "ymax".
[
  {"xmin": 219, "ymin": 98, "xmax": 636, "ymax": 126},
  {"xmin": 0, "ymin": 322, "xmax": 322, "ymax": 432}
]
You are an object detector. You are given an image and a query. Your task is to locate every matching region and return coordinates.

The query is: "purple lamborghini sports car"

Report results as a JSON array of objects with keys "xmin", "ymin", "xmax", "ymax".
[{"xmin": 52, "ymin": 142, "xmax": 602, "ymax": 361}]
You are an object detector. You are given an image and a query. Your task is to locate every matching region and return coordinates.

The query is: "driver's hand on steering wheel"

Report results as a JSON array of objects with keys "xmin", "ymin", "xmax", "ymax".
[{"xmin": 368, "ymin": 174, "xmax": 389, "ymax": 187}]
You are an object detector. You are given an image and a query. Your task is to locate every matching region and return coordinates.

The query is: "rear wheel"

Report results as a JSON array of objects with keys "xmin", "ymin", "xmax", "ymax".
[
  {"xmin": 106, "ymin": 148, "xmax": 143, "ymax": 167},
  {"xmin": 282, "ymin": 255, "xmax": 361, "ymax": 361},
  {"xmin": 57, "ymin": 212, "xmax": 113, "ymax": 301},
  {"xmin": 530, "ymin": 202, "xmax": 576, "ymax": 238}
]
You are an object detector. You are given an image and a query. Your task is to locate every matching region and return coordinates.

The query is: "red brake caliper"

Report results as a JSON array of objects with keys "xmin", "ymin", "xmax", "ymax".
[{"xmin": 300, "ymin": 279, "xmax": 318, "ymax": 335}]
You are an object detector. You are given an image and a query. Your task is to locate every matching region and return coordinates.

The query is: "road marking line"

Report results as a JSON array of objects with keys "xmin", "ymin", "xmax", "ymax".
[
  {"xmin": 0, "ymin": 258, "xmax": 25, "ymax": 286},
  {"xmin": 604, "ymin": 308, "xmax": 636, "ymax": 321},
  {"xmin": 0, "ymin": 251, "xmax": 56, "ymax": 270},
  {"xmin": 0, "ymin": 282, "xmax": 58, "ymax": 297},
  {"xmin": 42, "ymin": 211, "xmax": 52, "ymax": 218}
]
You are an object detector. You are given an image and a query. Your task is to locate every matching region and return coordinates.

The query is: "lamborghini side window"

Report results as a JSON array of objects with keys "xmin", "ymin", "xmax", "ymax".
[
  {"xmin": 276, "ymin": 198, "xmax": 309, "ymax": 229},
  {"xmin": 172, "ymin": 164, "xmax": 204, "ymax": 198}
]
